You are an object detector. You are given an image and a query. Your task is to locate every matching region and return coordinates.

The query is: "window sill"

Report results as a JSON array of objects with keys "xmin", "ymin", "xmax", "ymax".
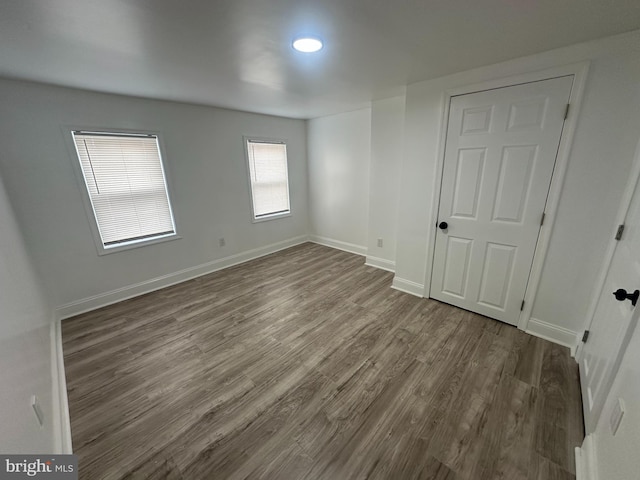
[
  {"xmin": 251, "ymin": 212, "xmax": 291, "ymax": 224},
  {"xmin": 97, "ymin": 233, "xmax": 182, "ymax": 256}
]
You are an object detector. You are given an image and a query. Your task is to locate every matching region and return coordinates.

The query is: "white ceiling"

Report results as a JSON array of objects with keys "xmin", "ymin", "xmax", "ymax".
[{"xmin": 1, "ymin": 0, "xmax": 639, "ymax": 119}]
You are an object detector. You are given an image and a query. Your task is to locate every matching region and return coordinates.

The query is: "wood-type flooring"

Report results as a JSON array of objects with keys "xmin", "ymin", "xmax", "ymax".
[{"xmin": 62, "ymin": 243, "xmax": 584, "ymax": 479}]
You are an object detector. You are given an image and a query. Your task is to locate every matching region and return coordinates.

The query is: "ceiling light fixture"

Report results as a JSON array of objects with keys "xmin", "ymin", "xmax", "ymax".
[{"xmin": 292, "ymin": 36, "xmax": 323, "ymax": 53}]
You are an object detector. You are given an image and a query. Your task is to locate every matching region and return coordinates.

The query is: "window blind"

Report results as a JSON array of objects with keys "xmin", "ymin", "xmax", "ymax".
[
  {"xmin": 72, "ymin": 132, "xmax": 176, "ymax": 247},
  {"xmin": 246, "ymin": 140, "xmax": 290, "ymax": 218}
]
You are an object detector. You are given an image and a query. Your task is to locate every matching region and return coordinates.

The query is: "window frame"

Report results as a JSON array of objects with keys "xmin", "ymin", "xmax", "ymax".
[
  {"xmin": 66, "ymin": 127, "xmax": 181, "ymax": 256},
  {"xmin": 243, "ymin": 136, "xmax": 292, "ymax": 223}
]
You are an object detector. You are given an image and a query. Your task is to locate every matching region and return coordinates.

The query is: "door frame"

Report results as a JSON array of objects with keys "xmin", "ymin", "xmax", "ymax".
[{"xmin": 423, "ymin": 62, "xmax": 590, "ymax": 332}]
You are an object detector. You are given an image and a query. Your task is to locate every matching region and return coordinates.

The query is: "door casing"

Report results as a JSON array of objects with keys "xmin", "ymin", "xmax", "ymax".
[{"xmin": 423, "ymin": 62, "xmax": 590, "ymax": 335}]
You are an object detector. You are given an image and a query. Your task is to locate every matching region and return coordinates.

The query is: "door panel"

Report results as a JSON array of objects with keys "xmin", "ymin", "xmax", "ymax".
[
  {"xmin": 477, "ymin": 242, "xmax": 516, "ymax": 310},
  {"xmin": 492, "ymin": 145, "xmax": 536, "ymax": 223},
  {"xmin": 431, "ymin": 76, "xmax": 573, "ymax": 325},
  {"xmin": 442, "ymin": 236, "xmax": 473, "ymax": 297},
  {"xmin": 506, "ymin": 96, "xmax": 548, "ymax": 131},
  {"xmin": 451, "ymin": 148, "xmax": 486, "ymax": 218},
  {"xmin": 461, "ymin": 106, "xmax": 493, "ymax": 135}
]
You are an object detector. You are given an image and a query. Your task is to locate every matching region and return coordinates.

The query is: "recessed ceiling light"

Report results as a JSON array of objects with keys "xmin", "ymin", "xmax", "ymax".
[{"xmin": 292, "ymin": 36, "xmax": 323, "ymax": 53}]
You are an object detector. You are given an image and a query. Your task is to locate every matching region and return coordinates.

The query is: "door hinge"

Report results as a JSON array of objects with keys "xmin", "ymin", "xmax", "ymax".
[
  {"xmin": 582, "ymin": 330, "xmax": 590, "ymax": 343},
  {"xmin": 615, "ymin": 224, "xmax": 625, "ymax": 241},
  {"xmin": 520, "ymin": 300, "xmax": 525, "ymax": 311},
  {"xmin": 540, "ymin": 212, "xmax": 546, "ymax": 226},
  {"xmin": 564, "ymin": 103, "xmax": 570, "ymax": 120}
]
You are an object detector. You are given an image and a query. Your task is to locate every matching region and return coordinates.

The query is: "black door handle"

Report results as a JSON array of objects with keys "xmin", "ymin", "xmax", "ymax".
[
  {"xmin": 613, "ymin": 288, "xmax": 639, "ymax": 306},
  {"xmin": 438, "ymin": 222, "xmax": 448, "ymax": 230}
]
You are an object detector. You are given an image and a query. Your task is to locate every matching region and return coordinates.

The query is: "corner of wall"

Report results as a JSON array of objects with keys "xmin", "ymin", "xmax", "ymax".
[
  {"xmin": 364, "ymin": 255, "xmax": 395, "ymax": 273},
  {"xmin": 526, "ymin": 317, "xmax": 578, "ymax": 352},
  {"xmin": 391, "ymin": 276, "xmax": 424, "ymax": 297},
  {"xmin": 575, "ymin": 434, "xmax": 598, "ymax": 480},
  {"xmin": 50, "ymin": 320, "xmax": 72, "ymax": 454},
  {"xmin": 308, "ymin": 235, "xmax": 367, "ymax": 257}
]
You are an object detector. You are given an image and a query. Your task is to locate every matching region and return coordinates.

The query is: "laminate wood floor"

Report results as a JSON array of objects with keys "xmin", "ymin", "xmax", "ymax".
[{"xmin": 62, "ymin": 243, "xmax": 584, "ymax": 480}]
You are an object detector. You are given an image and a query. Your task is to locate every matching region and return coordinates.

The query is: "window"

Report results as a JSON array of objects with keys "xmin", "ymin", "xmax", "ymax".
[
  {"xmin": 245, "ymin": 137, "xmax": 291, "ymax": 221},
  {"xmin": 71, "ymin": 131, "xmax": 177, "ymax": 253}
]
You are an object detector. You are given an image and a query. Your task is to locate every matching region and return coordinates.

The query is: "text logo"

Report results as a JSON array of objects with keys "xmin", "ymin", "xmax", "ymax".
[{"xmin": 0, "ymin": 456, "xmax": 77, "ymax": 480}]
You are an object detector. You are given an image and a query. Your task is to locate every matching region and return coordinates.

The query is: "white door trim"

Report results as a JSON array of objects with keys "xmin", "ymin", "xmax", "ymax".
[
  {"xmin": 423, "ymin": 61, "xmax": 590, "ymax": 332},
  {"xmin": 575, "ymin": 434, "xmax": 598, "ymax": 480}
]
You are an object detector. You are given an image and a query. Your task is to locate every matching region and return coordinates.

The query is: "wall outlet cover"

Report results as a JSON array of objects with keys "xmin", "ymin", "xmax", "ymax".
[
  {"xmin": 31, "ymin": 395, "xmax": 44, "ymax": 427},
  {"xmin": 609, "ymin": 397, "xmax": 625, "ymax": 435}
]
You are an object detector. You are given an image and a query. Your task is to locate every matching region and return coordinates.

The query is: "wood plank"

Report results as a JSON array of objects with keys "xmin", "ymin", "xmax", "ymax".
[
  {"xmin": 535, "ymin": 342, "xmax": 584, "ymax": 475},
  {"xmin": 62, "ymin": 243, "xmax": 583, "ymax": 479}
]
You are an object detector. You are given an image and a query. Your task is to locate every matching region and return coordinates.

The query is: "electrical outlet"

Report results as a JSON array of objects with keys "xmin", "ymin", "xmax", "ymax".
[
  {"xmin": 377, "ymin": 238, "xmax": 383, "ymax": 248},
  {"xmin": 610, "ymin": 397, "xmax": 625, "ymax": 435},
  {"xmin": 219, "ymin": 238, "xmax": 226, "ymax": 247},
  {"xmin": 31, "ymin": 395, "xmax": 44, "ymax": 427}
]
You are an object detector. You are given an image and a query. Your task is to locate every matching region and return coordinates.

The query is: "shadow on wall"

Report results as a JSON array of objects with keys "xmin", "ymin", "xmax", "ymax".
[{"xmin": 0, "ymin": 325, "xmax": 54, "ymax": 453}]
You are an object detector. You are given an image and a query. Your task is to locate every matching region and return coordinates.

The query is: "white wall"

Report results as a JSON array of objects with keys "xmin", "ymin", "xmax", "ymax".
[
  {"xmin": 0, "ymin": 173, "xmax": 55, "ymax": 453},
  {"xmin": 394, "ymin": 30, "xmax": 640, "ymax": 339},
  {"xmin": 365, "ymin": 96, "xmax": 406, "ymax": 271},
  {"xmin": 0, "ymin": 79, "xmax": 308, "ymax": 313},
  {"xmin": 307, "ymin": 108, "xmax": 371, "ymax": 254}
]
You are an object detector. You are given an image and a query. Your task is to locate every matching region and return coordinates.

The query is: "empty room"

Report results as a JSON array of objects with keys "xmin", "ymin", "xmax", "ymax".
[{"xmin": 1, "ymin": 1, "xmax": 640, "ymax": 479}]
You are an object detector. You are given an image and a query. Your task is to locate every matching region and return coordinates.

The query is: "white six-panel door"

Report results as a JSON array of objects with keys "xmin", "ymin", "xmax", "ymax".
[
  {"xmin": 578, "ymin": 140, "xmax": 640, "ymax": 433},
  {"xmin": 430, "ymin": 76, "xmax": 573, "ymax": 325}
]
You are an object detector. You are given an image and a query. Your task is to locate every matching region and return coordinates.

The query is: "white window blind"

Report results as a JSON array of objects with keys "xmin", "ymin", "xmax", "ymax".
[
  {"xmin": 246, "ymin": 139, "xmax": 291, "ymax": 219},
  {"xmin": 72, "ymin": 132, "xmax": 176, "ymax": 248}
]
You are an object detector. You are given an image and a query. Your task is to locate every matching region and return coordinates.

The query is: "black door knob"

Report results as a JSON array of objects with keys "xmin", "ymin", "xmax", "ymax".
[
  {"xmin": 613, "ymin": 288, "xmax": 639, "ymax": 306},
  {"xmin": 438, "ymin": 222, "xmax": 448, "ymax": 230}
]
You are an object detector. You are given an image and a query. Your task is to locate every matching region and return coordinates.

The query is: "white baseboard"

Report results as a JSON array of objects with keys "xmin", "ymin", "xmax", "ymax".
[
  {"xmin": 526, "ymin": 317, "xmax": 578, "ymax": 351},
  {"xmin": 50, "ymin": 320, "xmax": 72, "ymax": 453},
  {"xmin": 55, "ymin": 235, "xmax": 309, "ymax": 320},
  {"xmin": 391, "ymin": 276, "xmax": 425, "ymax": 297},
  {"xmin": 308, "ymin": 235, "xmax": 367, "ymax": 256},
  {"xmin": 365, "ymin": 255, "xmax": 396, "ymax": 273},
  {"xmin": 575, "ymin": 434, "xmax": 598, "ymax": 480}
]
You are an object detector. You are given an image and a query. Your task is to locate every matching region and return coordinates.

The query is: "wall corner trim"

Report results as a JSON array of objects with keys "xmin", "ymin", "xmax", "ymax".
[
  {"xmin": 308, "ymin": 235, "xmax": 367, "ymax": 256},
  {"xmin": 55, "ymin": 235, "xmax": 310, "ymax": 320},
  {"xmin": 391, "ymin": 277, "xmax": 424, "ymax": 297},
  {"xmin": 526, "ymin": 317, "xmax": 578, "ymax": 351},
  {"xmin": 51, "ymin": 320, "xmax": 72, "ymax": 454},
  {"xmin": 365, "ymin": 255, "xmax": 396, "ymax": 273},
  {"xmin": 575, "ymin": 434, "xmax": 598, "ymax": 480}
]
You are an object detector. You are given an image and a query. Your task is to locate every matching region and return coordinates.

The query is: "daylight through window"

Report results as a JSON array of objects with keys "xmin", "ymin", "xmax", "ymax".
[
  {"xmin": 245, "ymin": 138, "xmax": 291, "ymax": 220},
  {"xmin": 72, "ymin": 131, "xmax": 176, "ymax": 250}
]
